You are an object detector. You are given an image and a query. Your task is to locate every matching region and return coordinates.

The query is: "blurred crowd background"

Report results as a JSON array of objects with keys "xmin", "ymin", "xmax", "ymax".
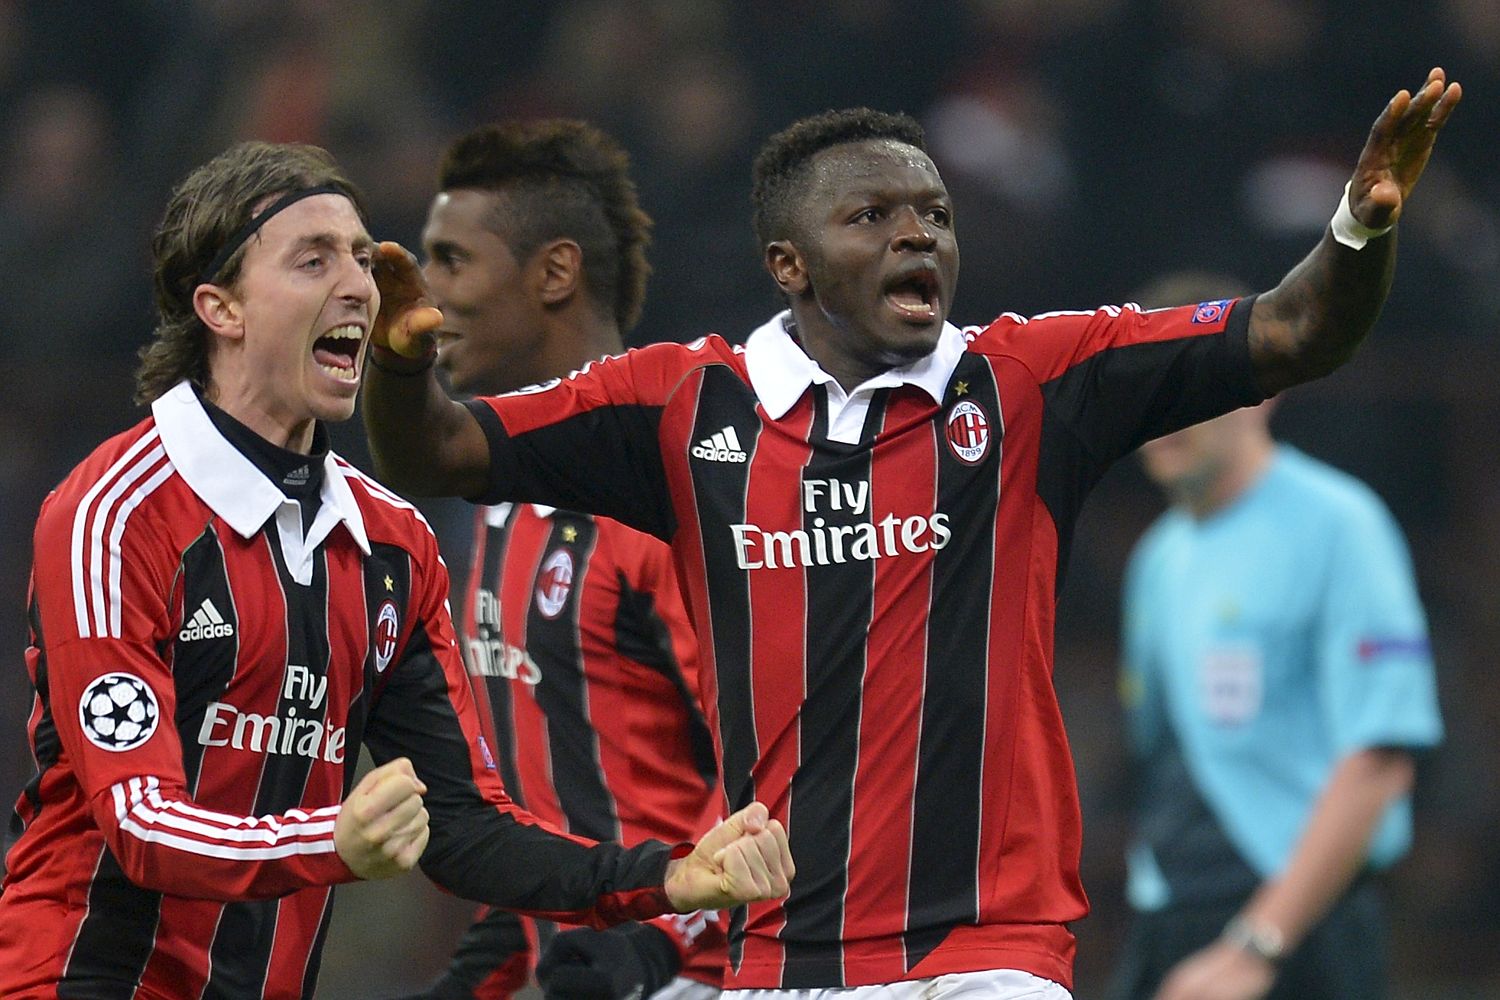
[{"xmin": 2, "ymin": 1, "xmax": 1497, "ymax": 996}]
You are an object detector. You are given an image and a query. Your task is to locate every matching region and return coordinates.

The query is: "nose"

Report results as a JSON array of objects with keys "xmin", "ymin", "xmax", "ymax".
[
  {"xmin": 890, "ymin": 206, "xmax": 936, "ymax": 253},
  {"xmin": 336, "ymin": 252, "xmax": 376, "ymax": 303}
]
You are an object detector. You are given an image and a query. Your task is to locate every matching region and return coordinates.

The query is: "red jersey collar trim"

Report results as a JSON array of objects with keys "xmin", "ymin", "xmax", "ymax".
[
  {"xmin": 152, "ymin": 381, "xmax": 370, "ymax": 553},
  {"xmin": 743, "ymin": 310, "xmax": 967, "ymax": 420}
]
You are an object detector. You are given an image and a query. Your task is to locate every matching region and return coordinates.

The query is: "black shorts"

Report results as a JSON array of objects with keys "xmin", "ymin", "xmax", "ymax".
[{"xmin": 1107, "ymin": 877, "xmax": 1387, "ymax": 1000}]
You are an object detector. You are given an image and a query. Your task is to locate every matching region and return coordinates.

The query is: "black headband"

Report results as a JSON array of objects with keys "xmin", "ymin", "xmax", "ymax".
[{"xmin": 198, "ymin": 183, "xmax": 349, "ymax": 286}]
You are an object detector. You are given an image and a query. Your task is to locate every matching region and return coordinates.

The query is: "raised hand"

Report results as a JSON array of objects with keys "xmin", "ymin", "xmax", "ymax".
[
  {"xmin": 334, "ymin": 756, "xmax": 430, "ymax": 879},
  {"xmin": 663, "ymin": 802, "xmax": 794, "ymax": 911},
  {"xmin": 372, "ymin": 241, "xmax": 444, "ymax": 359},
  {"xmin": 1348, "ymin": 67, "xmax": 1462, "ymax": 230}
]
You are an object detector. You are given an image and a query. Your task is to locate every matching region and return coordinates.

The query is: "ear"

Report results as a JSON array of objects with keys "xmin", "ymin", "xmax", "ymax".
[
  {"xmin": 192, "ymin": 283, "xmax": 245, "ymax": 341},
  {"xmin": 534, "ymin": 239, "xmax": 584, "ymax": 307},
  {"xmin": 765, "ymin": 240, "xmax": 809, "ymax": 296}
]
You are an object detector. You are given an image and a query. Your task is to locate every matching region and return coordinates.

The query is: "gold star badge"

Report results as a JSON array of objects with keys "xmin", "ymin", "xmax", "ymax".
[
  {"xmin": 384, "ymin": 575, "xmax": 394, "ymax": 592},
  {"xmin": 954, "ymin": 380, "xmax": 969, "ymax": 396},
  {"xmin": 561, "ymin": 525, "xmax": 578, "ymax": 543}
]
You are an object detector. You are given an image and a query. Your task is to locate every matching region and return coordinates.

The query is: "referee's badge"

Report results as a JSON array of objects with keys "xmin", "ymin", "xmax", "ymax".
[{"xmin": 946, "ymin": 399, "xmax": 991, "ymax": 465}]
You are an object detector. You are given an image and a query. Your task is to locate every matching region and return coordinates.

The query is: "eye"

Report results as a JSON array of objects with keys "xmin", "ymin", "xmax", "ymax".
[
  {"xmin": 926, "ymin": 206, "xmax": 952, "ymax": 228},
  {"xmin": 354, "ymin": 250, "xmax": 374, "ymax": 271},
  {"xmin": 298, "ymin": 254, "xmax": 326, "ymax": 272},
  {"xmin": 851, "ymin": 207, "xmax": 883, "ymax": 225}
]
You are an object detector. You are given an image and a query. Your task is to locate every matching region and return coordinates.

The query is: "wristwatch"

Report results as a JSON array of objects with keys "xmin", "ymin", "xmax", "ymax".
[{"xmin": 1222, "ymin": 915, "xmax": 1286, "ymax": 965}]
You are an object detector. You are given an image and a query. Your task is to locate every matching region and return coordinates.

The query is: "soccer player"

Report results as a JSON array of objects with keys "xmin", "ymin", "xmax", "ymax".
[
  {"xmin": 1108, "ymin": 275, "xmax": 1442, "ymax": 1000},
  {"xmin": 399, "ymin": 121, "xmax": 727, "ymax": 1000},
  {"xmin": 362, "ymin": 70, "xmax": 1460, "ymax": 999},
  {"xmin": 0, "ymin": 141, "xmax": 791, "ymax": 1000}
]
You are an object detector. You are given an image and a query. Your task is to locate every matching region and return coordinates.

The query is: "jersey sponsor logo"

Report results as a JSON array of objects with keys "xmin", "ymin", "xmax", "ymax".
[
  {"xmin": 946, "ymin": 399, "xmax": 991, "ymax": 465},
  {"xmin": 178, "ymin": 597, "xmax": 235, "ymax": 642},
  {"xmin": 731, "ymin": 475, "xmax": 952, "ymax": 570},
  {"xmin": 467, "ymin": 588, "xmax": 543, "ymax": 684},
  {"xmin": 373, "ymin": 600, "xmax": 400, "ymax": 673},
  {"xmin": 79, "ymin": 672, "xmax": 160, "ymax": 752},
  {"xmin": 535, "ymin": 549, "xmax": 574, "ymax": 618},
  {"xmin": 691, "ymin": 425, "xmax": 748, "ymax": 463},
  {"xmin": 1191, "ymin": 299, "xmax": 1231, "ymax": 324},
  {"xmin": 198, "ymin": 666, "xmax": 345, "ymax": 762}
]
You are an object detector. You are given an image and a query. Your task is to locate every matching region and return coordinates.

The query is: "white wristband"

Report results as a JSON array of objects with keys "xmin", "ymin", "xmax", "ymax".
[{"xmin": 1330, "ymin": 180, "xmax": 1393, "ymax": 250}]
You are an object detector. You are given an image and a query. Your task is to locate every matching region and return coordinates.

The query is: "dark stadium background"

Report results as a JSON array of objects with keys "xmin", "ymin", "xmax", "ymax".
[{"xmin": 2, "ymin": 2, "xmax": 1496, "ymax": 996}]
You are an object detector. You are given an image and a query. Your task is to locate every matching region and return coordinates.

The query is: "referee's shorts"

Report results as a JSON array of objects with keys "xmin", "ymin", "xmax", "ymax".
[{"xmin": 1108, "ymin": 877, "xmax": 1387, "ymax": 1000}]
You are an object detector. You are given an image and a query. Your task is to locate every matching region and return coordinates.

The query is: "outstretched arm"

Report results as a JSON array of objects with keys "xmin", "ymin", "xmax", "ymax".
[
  {"xmin": 363, "ymin": 241, "xmax": 491, "ymax": 498},
  {"xmin": 1249, "ymin": 68, "xmax": 1461, "ymax": 396}
]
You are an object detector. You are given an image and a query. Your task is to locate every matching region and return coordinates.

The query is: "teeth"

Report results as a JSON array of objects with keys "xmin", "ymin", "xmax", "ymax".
[
  {"xmin": 323, "ymin": 324, "xmax": 364, "ymax": 340},
  {"xmin": 318, "ymin": 363, "xmax": 359, "ymax": 382}
]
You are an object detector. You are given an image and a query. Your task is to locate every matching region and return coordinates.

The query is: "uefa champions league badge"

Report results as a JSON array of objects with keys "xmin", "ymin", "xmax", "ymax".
[
  {"xmin": 946, "ymin": 399, "xmax": 991, "ymax": 465},
  {"xmin": 1191, "ymin": 299, "xmax": 1231, "ymax": 324},
  {"xmin": 79, "ymin": 672, "xmax": 160, "ymax": 751}
]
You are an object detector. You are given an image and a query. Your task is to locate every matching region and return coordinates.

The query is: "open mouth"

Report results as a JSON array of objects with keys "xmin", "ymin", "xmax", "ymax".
[
  {"xmin": 312, "ymin": 324, "xmax": 364, "ymax": 382},
  {"xmin": 882, "ymin": 265, "xmax": 941, "ymax": 323}
]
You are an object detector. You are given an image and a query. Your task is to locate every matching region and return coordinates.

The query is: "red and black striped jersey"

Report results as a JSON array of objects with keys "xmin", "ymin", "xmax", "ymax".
[
  {"xmin": 444, "ymin": 503, "xmax": 726, "ymax": 993},
  {"xmin": 0, "ymin": 382, "xmax": 678, "ymax": 1000},
  {"xmin": 464, "ymin": 300, "xmax": 1263, "ymax": 991}
]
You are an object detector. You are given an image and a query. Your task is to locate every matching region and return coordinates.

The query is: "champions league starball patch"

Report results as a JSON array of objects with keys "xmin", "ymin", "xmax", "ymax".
[{"xmin": 79, "ymin": 672, "xmax": 160, "ymax": 752}]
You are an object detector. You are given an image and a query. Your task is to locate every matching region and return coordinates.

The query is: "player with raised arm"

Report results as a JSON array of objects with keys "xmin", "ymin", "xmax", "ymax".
[
  {"xmin": 0, "ymin": 141, "xmax": 790, "ymax": 1000},
  {"xmin": 392, "ymin": 120, "xmax": 728, "ymax": 1000},
  {"xmin": 362, "ymin": 71, "xmax": 1458, "ymax": 999}
]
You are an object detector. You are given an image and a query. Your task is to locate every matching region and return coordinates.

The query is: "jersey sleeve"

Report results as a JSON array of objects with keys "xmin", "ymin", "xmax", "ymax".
[
  {"xmin": 362, "ymin": 523, "xmax": 681, "ymax": 928},
  {"xmin": 977, "ymin": 297, "xmax": 1265, "ymax": 467},
  {"xmin": 465, "ymin": 343, "xmax": 693, "ymax": 541},
  {"xmin": 29, "ymin": 487, "xmax": 356, "ymax": 901},
  {"xmin": 1314, "ymin": 498, "xmax": 1443, "ymax": 754}
]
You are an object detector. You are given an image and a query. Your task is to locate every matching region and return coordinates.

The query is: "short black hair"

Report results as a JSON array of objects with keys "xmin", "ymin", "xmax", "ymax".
[
  {"xmin": 439, "ymin": 120, "xmax": 652, "ymax": 332},
  {"xmin": 751, "ymin": 108, "xmax": 926, "ymax": 248}
]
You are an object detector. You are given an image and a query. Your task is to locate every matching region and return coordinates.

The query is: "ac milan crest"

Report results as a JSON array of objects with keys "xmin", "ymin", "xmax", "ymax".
[
  {"xmin": 535, "ymin": 549, "xmax": 575, "ymax": 618},
  {"xmin": 373, "ymin": 600, "xmax": 400, "ymax": 673},
  {"xmin": 946, "ymin": 399, "xmax": 991, "ymax": 465}
]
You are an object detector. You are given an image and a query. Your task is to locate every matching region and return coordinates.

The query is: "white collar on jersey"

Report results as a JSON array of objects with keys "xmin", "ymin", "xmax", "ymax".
[
  {"xmin": 743, "ymin": 310, "xmax": 967, "ymax": 421},
  {"xmin": 152, "ymin": 381, "xmax": 371, "ymax": 564}
]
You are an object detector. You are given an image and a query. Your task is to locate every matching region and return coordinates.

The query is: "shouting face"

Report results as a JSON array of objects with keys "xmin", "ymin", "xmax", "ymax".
[
  {"xmin": 767, "ymin": 139, "xmax": 959, "ymax": 386},
  {"xmin": 209, "ymin": 192, "xmax": 376, "ymax": 448}
]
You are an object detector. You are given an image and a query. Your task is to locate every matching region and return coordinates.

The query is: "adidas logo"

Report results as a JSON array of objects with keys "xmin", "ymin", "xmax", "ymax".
[
  {"xmin": 691, "ymin": 426, "xmax": 748, "ymax": 463},
  {"xmin": 179, "ymin": 598, "xmax": 235, "ymax": 642},
  {"xmin": 283, "ymin": 465, "xmax": 310, "ymax": 488}
]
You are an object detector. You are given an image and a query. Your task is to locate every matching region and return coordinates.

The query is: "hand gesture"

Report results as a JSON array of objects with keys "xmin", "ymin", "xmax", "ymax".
[
  {"xmin": 664, "ymin": 802, "xmax": 793, "ymax": 911},
  {"xmin": 1348, "ymin": 67, "xmax": 1462, "ymax": 230},
  {"xmin": 334, "ymin": 756, "xmax": 430, "ymax": 879},
  {"xmin": 1152, "ymin": 939, "xmax": 1274, "ymax": 1000},
  {"xmin": 372, "ymin": 241, "xmax": 444, "ymax": 359}
]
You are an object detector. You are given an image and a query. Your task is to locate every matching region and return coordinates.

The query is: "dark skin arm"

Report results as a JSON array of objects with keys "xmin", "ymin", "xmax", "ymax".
[
  {"xmin": 1248, "ymin": 67, "xmax": 1461, "ymax": 396},
  {"xmin": 363, "ymin": 242, "xmax": 491, "ymax": 498}
]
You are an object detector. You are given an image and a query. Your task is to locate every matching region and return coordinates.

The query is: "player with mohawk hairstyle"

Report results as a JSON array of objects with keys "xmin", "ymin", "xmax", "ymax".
[{"xmin": 394, "ymin": 118, "xmax": 729, "ymax": 1000}]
